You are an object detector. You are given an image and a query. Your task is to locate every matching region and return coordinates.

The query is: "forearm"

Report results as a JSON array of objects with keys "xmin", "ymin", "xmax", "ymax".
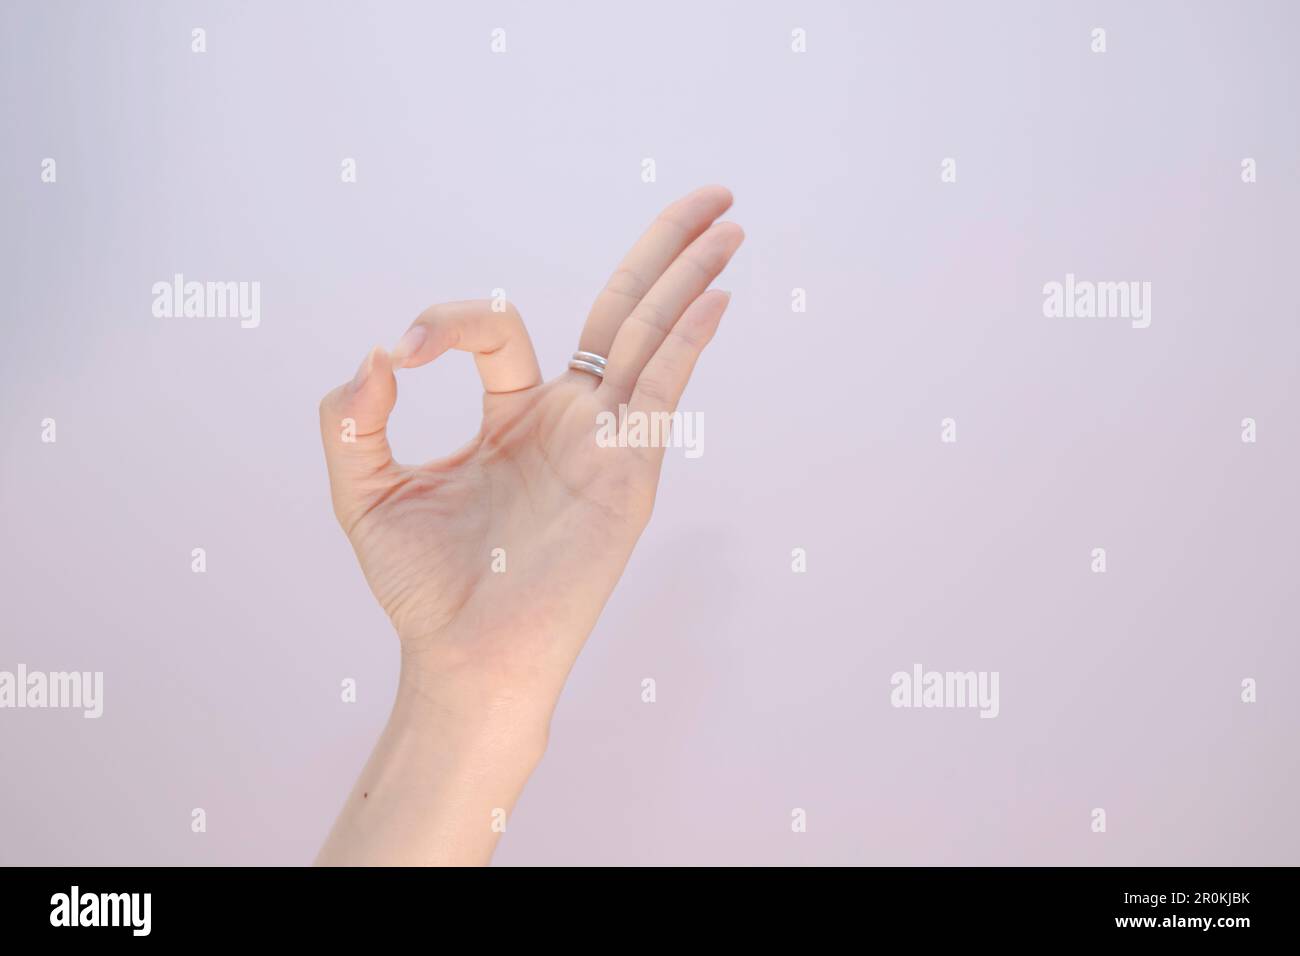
[{"xmin": 315, "ymin": 663, "xmax": 550, "ymax": 867}]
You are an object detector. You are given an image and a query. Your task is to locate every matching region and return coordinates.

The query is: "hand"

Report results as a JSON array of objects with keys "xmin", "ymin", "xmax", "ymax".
[{"xmin": 318, "ymin": 186, "xmax": 743, "ymax": 738}]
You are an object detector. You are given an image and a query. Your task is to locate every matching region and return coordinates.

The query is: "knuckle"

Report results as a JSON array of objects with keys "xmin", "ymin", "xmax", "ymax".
[
  {"xmin": 653, "ymin": 212, "xmax": 691, "ymax": 241},
  {"xmin": 667, "ymin": 322, "xmax": 706, "ymax": 351},
  {"xmin": 676, "ymin": 251, "xmax": 714, "ymax": 281},
  {"xmin": 634, "ymin": 371, "xmax": 675, "ymax": 407},
  {"xmin": 630, "ymin": 299, "xmax": 671, "ymax": 331},
  {"xmin": 604, "ymin": 267, "xmax": 649, "ymax": 301},
  {"xmin": 489, "ymin": 300, "xmax": 525, "ymax": 337}
]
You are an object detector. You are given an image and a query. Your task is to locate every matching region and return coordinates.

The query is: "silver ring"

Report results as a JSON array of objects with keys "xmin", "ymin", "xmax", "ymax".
[{"xmin": 569, "ymin": 351, "xmax": 607, "ymax": 379}]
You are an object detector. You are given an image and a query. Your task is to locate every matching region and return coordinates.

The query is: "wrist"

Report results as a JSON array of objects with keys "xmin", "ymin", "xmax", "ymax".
[{"xmin": 394, "ymin": 649, "xmax": 554, "ymax": 770}]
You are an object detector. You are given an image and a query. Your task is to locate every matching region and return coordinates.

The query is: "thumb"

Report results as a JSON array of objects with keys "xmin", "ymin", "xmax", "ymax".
[{"xmin": 319, "ymin": 346, "xmax": 398, "ymax": 526}]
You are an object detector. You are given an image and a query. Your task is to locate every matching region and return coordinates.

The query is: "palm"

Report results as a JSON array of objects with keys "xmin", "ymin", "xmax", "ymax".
[
  {"xmin": 319, "ymin": 186, "xmax": 743, "ymax": 684},
  {"xmin": 350, "ymin": 380, "xmax": 654, "ymax": 651}
]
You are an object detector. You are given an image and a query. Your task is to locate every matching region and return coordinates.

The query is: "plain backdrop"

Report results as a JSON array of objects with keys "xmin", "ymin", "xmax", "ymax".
[{"xmin": 1, "ymin": 0, "xmax": 1297, "ymax": 865}]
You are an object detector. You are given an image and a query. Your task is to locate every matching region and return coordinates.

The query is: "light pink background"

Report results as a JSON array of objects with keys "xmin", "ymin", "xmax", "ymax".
[{"xmin": 1, "ymin": 0, "xmax": 1297, "ymax": 865}]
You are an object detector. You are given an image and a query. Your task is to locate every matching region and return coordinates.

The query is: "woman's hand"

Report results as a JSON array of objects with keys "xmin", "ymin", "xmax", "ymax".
[{"xmin": 315, "ymin": 187, "xmax": 742, "ymax": 864}]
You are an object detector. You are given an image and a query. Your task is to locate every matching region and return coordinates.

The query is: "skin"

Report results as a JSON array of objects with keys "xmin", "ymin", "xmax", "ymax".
[{"xmin": 315, "ymin": 186, "xmax": 743, "ymax": 865}]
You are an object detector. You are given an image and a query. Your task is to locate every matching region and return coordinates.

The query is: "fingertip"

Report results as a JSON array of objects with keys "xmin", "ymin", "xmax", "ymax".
[
  {"xmin": 714, "ymin": 220, "xmax": 745, "ymax": 245},
  {"xmin": 685, "ymin": 289, "xmax": 732, "ymax": 336},
  {"xmin": 708, "ymin": 288, "xmax": 733, "ymax": 319},
  {"xmin": 389, "ymin": 324, "xmax": 428, "ymax": 369},
  {"xmin": 348, "ymin": 346, "xmax": 378, "ymax": 393},
  {"xmin": 669, "ymin": 184, "xmax": 734, "ymax": 223},
  {"xmin": 699, "ymin": 183, "xmax": 734, "ymax": 208},
  {"xmin": 347, "ymin": 345, "xmax": 396, "ymax": 399}
]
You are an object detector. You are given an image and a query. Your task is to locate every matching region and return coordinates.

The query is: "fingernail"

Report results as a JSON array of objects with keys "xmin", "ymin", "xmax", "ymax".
[
  {"xmin": 350, "ymin": 347, "xmax": 376, "ymax": 392},
  {"xmin": 390, "ymin": 325, "xmax": 427, "ymax": 368}
]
